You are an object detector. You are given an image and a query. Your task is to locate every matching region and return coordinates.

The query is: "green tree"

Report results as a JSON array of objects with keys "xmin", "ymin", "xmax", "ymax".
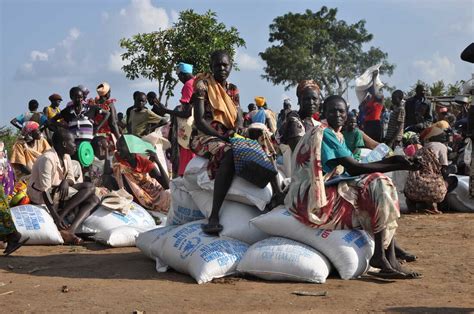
[
  {"xmin": 120, "ymin": 10, "xmax": 245, "ymax": 106},
  {"xmin": 0, "ymin": 126, "xmax": 18, "ymax": 158},
  {"xmin": 259, "ymin": 7, "xmax": 395, "ymax": 96},
  {"xmin": 408, "ymin": 80, "xmax": 430, "ymax": 97},
  {"xmin": 446, "ymin": 81, "xmax": 464, "ymax": 95},
  {"xmin": 430, "ymin": 80, "xmax": 446, "ymax": 96}
]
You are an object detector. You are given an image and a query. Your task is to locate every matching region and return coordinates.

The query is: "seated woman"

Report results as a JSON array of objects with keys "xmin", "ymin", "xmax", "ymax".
[
  {"xmin": 10, "ymin": 121, "xmax": 51, "ymax": 179},
  {"xmin": 278, "ymin": 80, "xmax": 322, "ymax": 152},
  {"xmin": 286, "ymin": 95, "xmax": 421, "ymax": 279},
  {"xmin": 190, "ymin": 50, "xmax": 283, "ymax": 234},
  {"xmin": 27, "ymin": 129, "xmax": 99, "ymax": 245},
  {"xmin": 113, "ymin": 135, "xmax": 170, "ymax": 213}
]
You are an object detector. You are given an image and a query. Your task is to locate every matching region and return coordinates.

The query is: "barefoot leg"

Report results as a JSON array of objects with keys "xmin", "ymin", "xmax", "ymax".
[
  {"xmin": 202, "ymin": 150, "xmax": 234, "ymax": 235},
  {"xmin": 386, "ymin": 237, "xmax": 422, "ymax": 278},
  {"xmin": 394, "ymin": 238, "xmax": 417, "ymax": 262}
]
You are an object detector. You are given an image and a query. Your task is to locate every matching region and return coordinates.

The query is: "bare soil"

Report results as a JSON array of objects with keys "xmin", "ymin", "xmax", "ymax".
[{"xmin": 1, "ymin": 213, "xmax": 473, "ymax": 313}]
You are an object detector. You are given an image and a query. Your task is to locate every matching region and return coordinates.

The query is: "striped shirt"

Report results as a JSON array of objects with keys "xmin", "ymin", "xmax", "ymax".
[
  {"xmin": 385, "ymin": 105, "xmax": 405, "ymax": 142},
  {"xmin": 58, "ymin": 105, "xmax": 104, "ymax": 142}
]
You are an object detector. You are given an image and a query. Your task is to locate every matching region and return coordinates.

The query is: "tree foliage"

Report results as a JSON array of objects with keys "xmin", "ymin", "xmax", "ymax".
[
  {"xmin": 120, "ymin": 10, "xmax": 245, "ymax": 105},
  {"xmin": 0, "ymin": 126, "xmax": 18, "ymax": 158},
  {"xmin": 408, "ymin": 80, "xmax": 464, "ymax": 97},
  {"xmin": 259, "ymin": 7, "xmax": 395, "ymax": 96}
]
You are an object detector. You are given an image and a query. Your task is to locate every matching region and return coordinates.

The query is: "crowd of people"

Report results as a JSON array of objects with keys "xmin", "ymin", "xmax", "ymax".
[{"xmin": 0, "ymin": 50, "xmax": 472, "ymax": 280}]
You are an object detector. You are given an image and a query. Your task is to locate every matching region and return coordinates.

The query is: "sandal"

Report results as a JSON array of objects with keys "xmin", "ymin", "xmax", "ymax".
[
  {"xmin": 368, "ymin": 269, "xmax": 420, "ymax": 280},
  {"xmin": 4, "ymin": 237, "xmax": 30, "ymax": 256}
]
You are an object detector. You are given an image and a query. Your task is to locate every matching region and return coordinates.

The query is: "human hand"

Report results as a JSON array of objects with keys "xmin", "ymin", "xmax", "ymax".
[
  {"xmin": 52, "ymin": 212, "xmax": 69, "ymax": 230},
  {"xmin": 58, "ymin": 179, "xmax": 69, "ymax": 201},
  {"xmin": 146, "ymin": 149, "xmax": 159, "ymax": 163}
]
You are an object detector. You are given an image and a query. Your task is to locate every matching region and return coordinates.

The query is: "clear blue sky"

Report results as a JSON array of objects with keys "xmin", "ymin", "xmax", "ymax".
[{"xmin": 1, "ymin": 0, "xmax": 473, "ymax": 125}]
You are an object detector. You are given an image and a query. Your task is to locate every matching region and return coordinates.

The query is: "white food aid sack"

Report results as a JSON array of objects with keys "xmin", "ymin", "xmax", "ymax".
[
  {"xmin": 355, "ymin": 63, "xmax": 384, "ymax": 103},
  {"xmin": 446, "ymin": 175, "xmax": 474, "ymax": 212},
  {"xmin": 167, "ymin": 177, "xmax": 205, "ymax": 226},
  {"xmin": 136, "ymin": 226, "xmax": 176, "ymax": 260},
  {"xmin": 251, "ymin": 208, "xmax": 374, "ymax": 279},
  {"xmin": 93, "ymin": 225, "xmax": 150, "ymax": 247},
  {"xmin": 191, "ymin": 190, "xmax": 268, "ymax": 244},
  {"xmin": 78, "ymin": 202, "xmax": 156, "ymax": 234},
  {"xmin": 237, "ymin": 237, "xmax": 332, "ymax": 283},
  {"xmin": 10, "ymin": 205, "xmax": 64, "ymax": 245},
  {"xmin": 183, "ymin": 157, "xmax": 272, "ymax": 211},
  {"xmin": 152, "ymin": 221, "xmax": 249, "ymax": 284}
]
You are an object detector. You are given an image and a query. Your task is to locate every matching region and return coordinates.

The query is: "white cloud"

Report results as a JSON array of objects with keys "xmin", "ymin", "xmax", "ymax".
[
  {"xmin": 129, "ymin": 79, "xmax": 157, "ymax": 90},
  {"xmin": 15, "ymin": 27, "xmax": 87, "ymax": 80},
  {"xmin": 15, "ymin": 0, "xmax": 173, "ymax": 81},
  {"xmin": 170, "ymin": 10, "xmax": 180, "ymax": 24},
  {"xmin": 235, "ymin": 51, "xmax": 261, "ymax": 70},
  {"xmin": 30, "ymin": 50, "xmax": 48, "ymax": 61},
  {"xmin": 413, "ymin": 53, "xmax": 456, "ymax": 83},
  {"xmin": 108, "ymin": 51, "xmax": 128, "ymax": 73},
  {"xmin": 449, "ymin": 17, "xmax": 474, "ymax": 35}
]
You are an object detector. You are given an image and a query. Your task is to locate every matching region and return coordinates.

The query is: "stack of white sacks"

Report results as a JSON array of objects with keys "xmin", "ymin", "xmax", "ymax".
[
  {"xmin": 136, "ymin": 157, "xmax": 375, "ymax": 284},
  {"xmin": 9, "ymin": 201, "xmax": 160, "ymax": 247}
]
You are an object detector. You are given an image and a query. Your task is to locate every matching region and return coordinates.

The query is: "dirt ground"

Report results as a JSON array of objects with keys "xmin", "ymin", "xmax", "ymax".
[{"xmin": 1, "ymin": 213, "xmax": 473, "ymax": 313}]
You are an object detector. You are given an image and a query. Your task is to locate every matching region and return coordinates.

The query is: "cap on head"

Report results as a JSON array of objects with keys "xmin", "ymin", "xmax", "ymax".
[
  {"xmin": 176, "ymin": 62, "xmax": 193, "ymax": 74},
  {"xmin": 49, "ymin": 93, "xmax": 62, "ymax": 101}
]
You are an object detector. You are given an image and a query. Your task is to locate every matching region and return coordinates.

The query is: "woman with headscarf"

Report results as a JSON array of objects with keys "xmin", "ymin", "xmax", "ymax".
[
  {"xmin": 113, "ymin": 135, "xmax": 170, "ymax": 213},
  {"xmin": 190, "ymin": 50, "xmax": 245, "ymax": 234},
  {"xmin": 286, "ymin": 95, "xmax": 422, "ymax": 279},
  {"xmin": 10, "ymin": 121, "xmax": 51, "ymax": 179},
  {"xmin": 278, "ymin": 80, "xmax": 322, "ymax": 152},
  {"xmin": 92, "ymin": 82, "xmax": 121, "ymax": 146}
]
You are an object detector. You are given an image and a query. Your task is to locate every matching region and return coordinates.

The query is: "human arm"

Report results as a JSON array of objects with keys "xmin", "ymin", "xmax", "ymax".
[
  {"xmin": 153, "ymin": 101, "xmax": 192, "ymax": 119},
  {"xmin": 12, "ymin": 164, "xmax": 31, "ymax": 175},
  {"xmin": 94, "ymin": 109, "xmax": 110, "ymax": 134},
  {"xmin": 42, "ymin": 190, "xmax": 68, "ymax": 230},
  {"xmin": 108, "ymin": 103, "xmax": 121, "ymax": 138},
  {"xmin": 49, "ymin": 111, "xmax": 68, "ymax": 130},
  {"xmin": 193, "ymin": 94, "xmax": 229, "ymax": 141},
  {"xmin": 335, "ymin": 155, "xmax": 420, "ymax": 176},
  {"xmin": 10, "ymin": 117, "xmax": 23, "ymax": 130},
  {"xmin": 146, "ymin": 150, "xmax": 170, "ymax": 189}
]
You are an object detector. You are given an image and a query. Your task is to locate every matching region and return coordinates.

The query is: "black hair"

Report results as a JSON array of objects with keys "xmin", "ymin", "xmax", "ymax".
[
  {"xmin": 322, "ymin": 95, "xmax": 348, "ymax": 114},
  {"xmin": 91, "ymin": 136, "xmax": 107, "ymax": 152},
  {"xmin": 69, "ymin": 86, "xmax": 82, "ymax": 99},
  {"xmin": 133, "ymin": 90, "xmax": 141, "ymax": 100},
  {"xmin": 392, "ymin": 89, "xmax": 404, "ymax": 98},
  {"xmin": 28, "ymin": 99, "xmax": 39, "ymax": 110},
  {"xmin": 146, "ymin": 91, "xmax": 157, "ymax": 99},
  {"xmin": 210, "ymin": 50, "xmax": 232, "ymax": 64},
  {"xmin": 52, "ymin": 128, "xmax": 71, "ymax": 144}
]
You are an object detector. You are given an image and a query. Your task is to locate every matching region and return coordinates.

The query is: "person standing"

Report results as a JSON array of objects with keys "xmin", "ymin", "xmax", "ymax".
[
  {"xmin": 363, "ymin": 93, "xmax": 384, "ymax": 142},
  {"xmin": 92, "ymin": 82, "xmax": 121, "ymax": 145},
  {"xmin": 405, "ymin": 84, "xmax": 433, "ymax": 132},
  {"xmin": 44, "ymin": 94, "xmax": 63, "ymax": 120},
  {"xmin": 11, "ymin": 99, "xmax": 48, "ymax": 130},
  {"xmin": 385, "ymin": 90, "xmax": 406, "ymax": 148},
  {"xmin": 152, "ymin": 62, "xmax": 196, "ymax": 176}
]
